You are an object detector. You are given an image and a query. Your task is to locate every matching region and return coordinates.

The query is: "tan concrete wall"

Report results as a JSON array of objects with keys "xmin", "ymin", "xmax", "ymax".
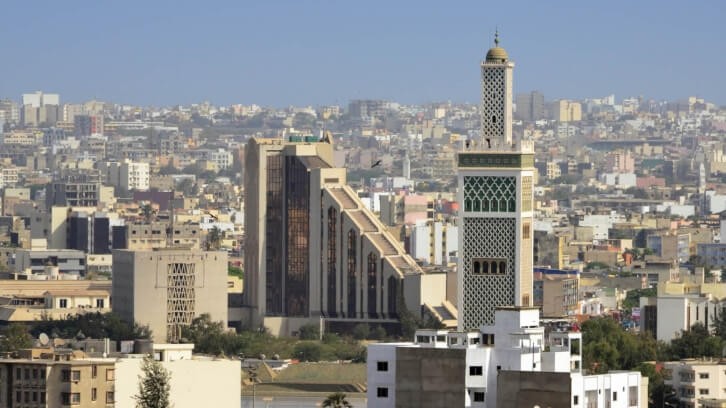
[
  {"xmin": 394, "ymin": 347, "xmax": 465, "ymax": 408},
  {"xmin": 497, "ymin": 370, "xmax": 571, "ymax": 407}
]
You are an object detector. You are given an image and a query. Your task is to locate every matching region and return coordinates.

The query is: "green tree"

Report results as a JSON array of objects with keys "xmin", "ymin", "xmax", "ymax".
[
  {"xmin": 322, "ymin": 392, "xmax": 352, "ymax": 408},
  {"xmin": 0, "ymin": 324, "xmax": 33, "ymax": 352},
  {"xmin": 134, "ymin": 356, "xmax": 172, "ymax": 408},
  {"xmin": 206, "ymin": 226, "xmax": 223, "ymax": 250},
  {"xmin": 664, "ymin": 323, "xmax": 723, "ymax": 360},
  {"xmin": 294, "ymin": 342, "xmax": 322, "ymax": 362},
  {"xmin": 352, "ymin": 324, "xmax": 370, "ymax": 340},
  {"xmin": 298, "ymin": 324, "xmax": 320, "ymax": 340},
  {"xmin": 140, "ymin": 204, "xmax": 155, "ymax": 223}
]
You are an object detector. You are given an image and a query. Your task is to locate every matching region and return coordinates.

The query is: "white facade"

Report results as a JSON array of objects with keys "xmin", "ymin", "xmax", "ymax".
[
  {"xmin": 655, "ymin": 294, "xmax": 721, "ymax": 342},
  {"xmin": 579, "ymin": 213, "xmax": 625, "ymax": 241},
  {"xmin": 367, "ymin": 307, "xmax": 644, "ymax": 407},
  {"xmin": 113, "ymin": 344, "xmax": 241, "ymax": 408},
  {"xmin": 665, "ymin": 359, "xmax": 726, "ymax": 407},
  {"xmin": 121, "ymin": 161, "xmax": 150, "ymax": 191},
  {"xmin": 209, "ymin": 148, "xmax": 234, "ymax": 170},
  {"xmin": 410, "ymin": 221, "xmax": 459, "ymax": 266}
]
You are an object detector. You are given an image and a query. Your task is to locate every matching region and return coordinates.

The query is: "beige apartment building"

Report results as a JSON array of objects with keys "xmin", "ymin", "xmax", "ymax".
[{"xmin": 0, "ymin": 355, "xmax": 116, "ymax": 408}]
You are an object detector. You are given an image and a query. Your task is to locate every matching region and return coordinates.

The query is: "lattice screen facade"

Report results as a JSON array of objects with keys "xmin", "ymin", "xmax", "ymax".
[
  {"xmin": 463, "ymin": 176, "xmax": 516, "ymax": 212},
  {"xmin": 167, "ymin": 262, "xmax": 196, "ymax": 342},
  {"xmin": 521, "ymin": 176, "xmax": 533, "ymax": 211},
  {"xmin": 462, "ymin": 217, "xmax": 516, "ymax": 329},
  {"xmin": 480, "ymin": 66, "xmax": 506, "ymax": 139}
]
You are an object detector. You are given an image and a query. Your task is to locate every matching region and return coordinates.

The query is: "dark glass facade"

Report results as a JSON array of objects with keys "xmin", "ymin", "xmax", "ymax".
[
  {"xmin": 93, "ymin": 216, "xmax": 110, "ymax": 254},
  {"xmin": 265, "ymin": 153, "xmax": 283, "ymax": 315},
  {"xmin": 367, "ymin": 252, "xmax": 378, "ymax": 318},
  {"xmin": 284, "ymin": 156, "xmax": 309, "ymax": 317},
  {"xmin": 347, "ymin": 230, "xmax": 357, "ymax": 317},
  {"xmin": 327, "ymin": 207, "xmax": 337, "ymax": 316}
]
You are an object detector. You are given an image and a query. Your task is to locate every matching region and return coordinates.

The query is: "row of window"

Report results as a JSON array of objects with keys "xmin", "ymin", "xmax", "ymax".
[
  {"xmin": 14, "ymin": 367, "xmax": 46, "ymax": 380},
  {"xmin": 57, "ymin": 298, "xmax": 105, "ymax": 308},
  {"xmin": 15, "ymin": 391, "xmax": 45, "ymax": 404},
  {"xmin": 61, "ymin": 391, "xmax": 114, "ymax": 405},
  {"xmin": 472, "ymin": 258, "xmax": 507, "ymax": 275}
]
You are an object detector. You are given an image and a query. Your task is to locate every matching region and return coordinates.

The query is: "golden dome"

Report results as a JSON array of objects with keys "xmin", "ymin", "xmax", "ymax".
[{"xmin": 485, "ymin": 30, "xmax": 508, "ymax": 63}]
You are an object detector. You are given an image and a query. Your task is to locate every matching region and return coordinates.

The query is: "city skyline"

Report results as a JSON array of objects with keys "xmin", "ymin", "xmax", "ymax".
[{"xmin": 1, "ymin": 1, "xmax": 724, "ymax": 107}]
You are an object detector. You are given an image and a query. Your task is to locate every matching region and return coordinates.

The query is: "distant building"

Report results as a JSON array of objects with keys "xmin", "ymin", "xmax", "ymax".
[
  {"xmin": 74, "ymin": 114, "xmax": 104, "ymax": 137},
  {"xmin": 21, "ymin": 91, "xmax": 60, "ymax": 126},
  {"xmin": 112, "ymin": 249, "xmax": 228, "ymax": 342},
  {"xmin": 554, "ymin": 100, "xmax": 582, "ymax": 122},
  {"xmin": 514, "ymin": 90, "xmax": 545, "ymax": 121},
  {"xmin": 410, "ymin": 221, "xmax": 458, "ymax": 266}
]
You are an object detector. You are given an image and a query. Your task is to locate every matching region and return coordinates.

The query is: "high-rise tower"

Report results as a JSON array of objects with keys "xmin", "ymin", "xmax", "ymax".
[{"xmin": 457, "ymin": 33, "xmax": 535, "ymax": 330}]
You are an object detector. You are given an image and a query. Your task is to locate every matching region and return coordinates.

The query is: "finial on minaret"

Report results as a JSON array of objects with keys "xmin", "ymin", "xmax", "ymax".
[{"xmin": 494, "ymin": 28, "xmax": 499, "ymax": 47}]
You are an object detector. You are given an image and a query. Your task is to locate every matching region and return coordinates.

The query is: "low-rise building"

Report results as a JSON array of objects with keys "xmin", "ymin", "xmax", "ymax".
[{"xmin": 367, "ymin": 307, "xmax": 645, "ymax": 407}]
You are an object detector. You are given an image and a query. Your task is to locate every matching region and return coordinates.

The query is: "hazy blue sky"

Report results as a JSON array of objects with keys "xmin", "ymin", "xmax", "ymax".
[{"xmin": 1, "ymin": 1, "xmax": 724, "ymax": 106}]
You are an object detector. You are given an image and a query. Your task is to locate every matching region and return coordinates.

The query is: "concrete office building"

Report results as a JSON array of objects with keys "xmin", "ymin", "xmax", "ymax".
[
  {"xmin": 457, "ymin": 33, "xmax": 535, "ymax": 330},
  {"xmin": 514, "ymin": 90, "xmax": 545, "ymax": 121},
  {"xmin": 245, "ymin": 136, "xmax": 448, "ymax": 336},
  {"xmin": 112, "ymin": 249, "xmax": 228, "ymax": 342}
]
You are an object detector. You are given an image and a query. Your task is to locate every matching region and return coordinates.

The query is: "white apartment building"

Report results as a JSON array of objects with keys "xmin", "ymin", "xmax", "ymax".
[
  {"xmin": 98, "ymin": 160, "xmax": 150, "ymax": 191},
  {"xmin": 114, "ymin": 343, "xmax": 240, "ymax": 408},
  {"xmin": 209, "ymin": 148, "xmax": 234, "ymax": 170},
  {"xmin": 367, "ymin": 307, "xmax": 645, "ymax": 408},
  {"xmin": 665, "ymin": 359, "xmax": 726, "ymax": 408},
  {"xmin": 410, "ymin": 221, "xmax": 458, "ymax": 266}
]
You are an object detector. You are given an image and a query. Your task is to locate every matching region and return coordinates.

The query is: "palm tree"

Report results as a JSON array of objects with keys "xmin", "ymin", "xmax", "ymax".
[
  {"xmin": 322, "ymin": 392, "xmax": 352, "ymax": 408},
  {"xmin": 206, "ymin": 226, "xmax": 222, "ymax": 250}
]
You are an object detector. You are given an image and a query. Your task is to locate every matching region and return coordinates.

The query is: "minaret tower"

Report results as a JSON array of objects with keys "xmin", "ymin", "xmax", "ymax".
[{"xmin": 457, "ymin": 32, "xmax": 535, "ymax": 330}]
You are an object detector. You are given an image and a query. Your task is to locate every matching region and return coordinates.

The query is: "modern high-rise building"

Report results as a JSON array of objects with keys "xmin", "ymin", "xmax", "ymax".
[
  {"xmin": 244, "ymin": 136, "xmax": 449, "ymax": 336},
  {"xmin": 457, "ymin": 33, "xmax": 535, "ymax": 330},
  {"xmin": 21, "ymin": 91, "xmax": 61, "ymax": 127},
  {"xmin": 514, "ymin": 90, "xmax": 545, "ymax": 121}
]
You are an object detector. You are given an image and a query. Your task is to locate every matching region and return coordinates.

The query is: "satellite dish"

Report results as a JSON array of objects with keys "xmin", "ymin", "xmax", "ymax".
[{"xmin": 39, "ymin": 333, "xmax": 49, "ymax": 346}]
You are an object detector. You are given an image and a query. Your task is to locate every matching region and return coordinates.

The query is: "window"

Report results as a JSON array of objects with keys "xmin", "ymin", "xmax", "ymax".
[
  {"xmin": 32, "ymin": 391, "xmax": 38, "ymax": 402},
  {"xmin": 59, "ymin": 298, "xmax": 68, "ymax": 308},
  {"xmin": 92, "ymin": 365, "xmax": 97, "ymax": 378},
  {"xmin": 106, "ymin": 368, "xmax": 115, "ymax": 381},
  {"xmin": 377, "ymin": 387, "xmax": 388, "ymax": 398},
  {"xmin": 613, "ymin": 391, "xmax": 617, "ymax": 401},
  {"xmin": 469, "ymin": 366, "xmax": 483, "ymax": 376},
  {"xmin": 40, "ymin": 368, "xmax": 46, "ymax": 378},
  {"xmin": 40, "ymin": 392, "xmax": 46, "ymax": 403},
  {"xmin": 523, "ymin": 222, "xmax": 531, "ymax": 239},
  {"xmin": 92, "ymin": 388, "xmax": 97, "ymax": 401},
  {"xmin": 573, "ymin": 395, "xmax": 579, "ymax": 405},
  {"xmin": 106, "ymin": 392, "xmax": 114, "ymax": 403},
  {"xmin": 15, "ymin": 367, "xmax": 20, "ymax": 378},
  {"xmin": 472, "ymin": 258, "xmax": 506, "ymax": 275},
  {"xmin": 32, "ymin": 368, "xmax": 37, "ymax": 379},
  {"xmin": 15, "ymin": 391, "xmax": 20, "ymax": 403},
  {"xmin": 699, "ymin": 389, "xmax": 709, "ymax": 395},
  {"xmin": 61, "ymin": 392, "xmax": 81, "ymax": 405},
  {"xmin": 377, "ymin": 361, "xmax": 388, "ymax": 372},
  {"xmin": 473, "ymin": 392, "xmax": 485, "ymax": 402},
  {"xmin": 96, "ymin": 299, "xmax": 105, "ymax": 308},
  {"xmin": 24, "ymin": 368, "xmax": 29, "ymax": 379},
  {"xmin": 482, "ymin": 333, "xmax": 495, "ymax": 346},
  {"xmin": 699, "ymin": 373, "xmax": 709, "ymax": 379},
  {"xmin": 71, "ymin": 370, "xmax": 80, "ymax": 381},
  {"xmin": 62, "ymin": 369, "xmax": 71, "ymax": 382}
]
